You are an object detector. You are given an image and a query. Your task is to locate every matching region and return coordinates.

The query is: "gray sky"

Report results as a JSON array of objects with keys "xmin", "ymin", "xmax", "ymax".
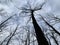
[{"xmin": 0, "ymin": 0, "xmax": 60, "ymax": 45}]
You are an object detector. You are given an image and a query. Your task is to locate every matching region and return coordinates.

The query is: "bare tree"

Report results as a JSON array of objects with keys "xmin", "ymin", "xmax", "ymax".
[
  {"xmin": 6, "ymin": 25, "xmax": 18, "ymax": 45},
  {"xmin": 31, "ymin": 10, "xmax": 49, "ymax": 45},
  {"xmin": 40, "ymin": 15, "xmax": 60, "ymax": 35},
  {"xmin": 0, "ymin": 15, "xmax": 13, "ymax": 32},
  {"xmin": 1, "ymin": 0, "xmax": 60, "ymax": 45},
  {"xmin": 17, "ymin": 1, "xmax": 49, "ymax": 45}
]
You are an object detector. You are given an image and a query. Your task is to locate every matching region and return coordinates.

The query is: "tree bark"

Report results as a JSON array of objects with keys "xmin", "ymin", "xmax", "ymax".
[{"xmin": 31, "ymin": 10, "xmax": 49, "ymax": 45}]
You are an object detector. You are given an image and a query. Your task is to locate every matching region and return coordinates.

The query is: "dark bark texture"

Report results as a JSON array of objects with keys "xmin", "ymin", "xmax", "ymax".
[{"xmin": 31, "ymin": 10, "xmax": 49, "ymax": 45}]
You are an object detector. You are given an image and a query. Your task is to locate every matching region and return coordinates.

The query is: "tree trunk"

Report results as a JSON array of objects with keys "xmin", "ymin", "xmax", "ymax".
[
  {"xmin": 31, "ymin": 10, "xmax": 49, "ymax": 45},
  {"xmin": 6, "ymin": 26, "xmax": 18, "ymax": 45}
]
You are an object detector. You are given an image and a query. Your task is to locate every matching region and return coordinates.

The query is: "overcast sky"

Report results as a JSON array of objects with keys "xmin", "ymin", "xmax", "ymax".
[{"xmin": 0, "ymin": 0, "xmax": 60, "ymax": 45}]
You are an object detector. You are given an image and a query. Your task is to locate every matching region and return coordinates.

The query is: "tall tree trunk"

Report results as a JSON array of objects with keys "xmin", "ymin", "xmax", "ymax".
[{"xmin": 31, "ymin": 10, "xmax": 49, "ymax": 45}]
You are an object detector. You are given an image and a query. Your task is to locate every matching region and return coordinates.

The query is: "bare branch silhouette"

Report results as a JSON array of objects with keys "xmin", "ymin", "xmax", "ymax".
[{"xmin": 40, "ymin": 15, "xmax": 60, "ymax": 35}]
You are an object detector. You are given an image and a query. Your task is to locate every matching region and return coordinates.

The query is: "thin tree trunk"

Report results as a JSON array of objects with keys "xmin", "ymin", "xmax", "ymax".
[
  {"xmin": 51, "ymin": 32, "xmax": 59, "ymax": 45},
  {"xmin": 40, "ymin": 15, "xmax": 60, "ymax": 35},
  {"xmin": 46, "ymin": 34, "xmax": 51, "ymax": 45},
  {"xmin": 6, "ymin": 25, "xmax": 18, "ymax": 45},
  {"xmin": 27, "ymin": 30, "xmax": 30, "ymax": 45},
  {"xmin": 51, "ymin": 36, "xmax": 59, "ymax": 45},
  {"xmin": 0, "ymin": 33, "xmax": 12, "ymax": 45},
  {"xmin": 0, "ymin": 16, "xmax": 13, "ymax": 32}
]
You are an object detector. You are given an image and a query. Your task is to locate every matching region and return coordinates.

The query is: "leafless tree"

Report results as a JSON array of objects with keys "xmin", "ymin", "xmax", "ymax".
[
  {"xmin": 17, "ymin": 1, "xmax": 49, "ymax": 45},
  {"xmin": 40, "ymin": 15, "xmax": 60, "ymax": 35},
  {"xmin": 0, "ymin": 15, "xmax": 14, "ymax": 32},
  {"xmin": 6, "ymin": 25, "xmax": 18, "ymax": 45}
]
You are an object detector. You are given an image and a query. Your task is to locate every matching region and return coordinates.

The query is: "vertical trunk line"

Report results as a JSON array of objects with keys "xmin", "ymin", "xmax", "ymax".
[{"xmin": 31, "ymin": 10, "xmax": 49, "ymax": 45}]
